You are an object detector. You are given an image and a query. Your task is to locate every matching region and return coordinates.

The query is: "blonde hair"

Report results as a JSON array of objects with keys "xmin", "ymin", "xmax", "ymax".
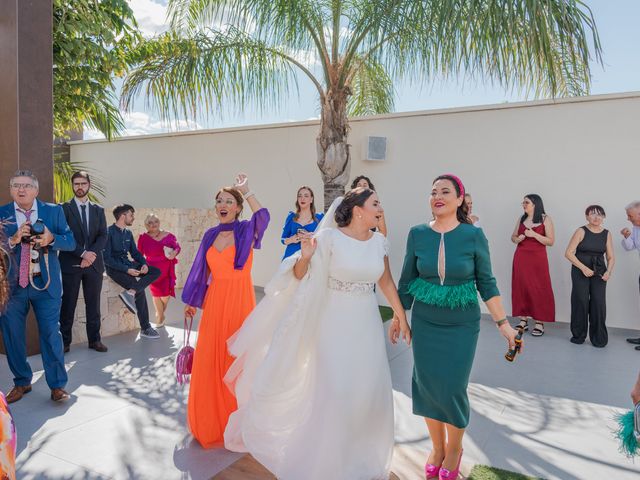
[{"xmin": 144, "ymin": 213, "xmax": 160, "ymax": 227}]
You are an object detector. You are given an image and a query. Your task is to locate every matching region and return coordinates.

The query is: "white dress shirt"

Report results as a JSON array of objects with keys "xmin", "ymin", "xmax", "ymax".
[
  {"xmin": 621, "ymin": 225, "xmax": 640, "ymax": 257},
  {"xmin": 74, "ymin": 197, "xmax": 91, "ymax": 229},
  {"xmin": 13, "ymin": 201, "xmax": 38, "ymax": 227},
  {"xmin": 11, "ymin": 201, "xmax": 39, "ymax": 248}
]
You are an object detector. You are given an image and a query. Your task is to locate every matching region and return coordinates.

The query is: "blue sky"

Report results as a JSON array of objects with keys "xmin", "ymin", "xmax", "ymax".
[{"xmin": 91, "ymin": 0, "xmax": 640, "ymax": 138}]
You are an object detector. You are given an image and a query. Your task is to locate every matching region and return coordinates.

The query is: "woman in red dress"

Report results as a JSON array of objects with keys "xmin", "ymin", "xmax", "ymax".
[
  {"xmin": 137, "ymin": 214, "xmax": 181, "ymax": 327},
  {"xmin": 511, "ymin": 194, "xmax": 555, "ymax": 336}
]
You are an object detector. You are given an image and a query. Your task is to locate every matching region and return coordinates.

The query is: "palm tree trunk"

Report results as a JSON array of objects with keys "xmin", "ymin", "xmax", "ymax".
[{"xmin": 316, "ymin": 88, "xmax": 351, "ymax": 209}]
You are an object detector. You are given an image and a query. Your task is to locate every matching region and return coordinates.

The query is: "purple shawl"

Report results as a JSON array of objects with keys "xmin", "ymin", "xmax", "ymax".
[{"xmin": 181, "ymin": 208, "xmax": 270, "ymax": 308}]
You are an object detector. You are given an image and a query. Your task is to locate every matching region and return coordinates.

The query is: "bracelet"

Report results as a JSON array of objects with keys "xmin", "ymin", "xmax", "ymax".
[
  {"xmin": 495, "ymin": 318, "xmax": 508, "ymax": 327},
  {"xmin": 243, "ymin": 191, "xmax": 255, "ymax": 200}
]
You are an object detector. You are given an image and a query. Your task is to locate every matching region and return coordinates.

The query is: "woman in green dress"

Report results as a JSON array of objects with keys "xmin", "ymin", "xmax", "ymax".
[{"xmin": 394, "ymin": 174, "xmax": 518, "ymax": 480}]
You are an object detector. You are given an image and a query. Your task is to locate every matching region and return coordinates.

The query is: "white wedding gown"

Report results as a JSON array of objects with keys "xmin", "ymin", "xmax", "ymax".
[{"xmin": 224, "ymin": 222, "xmax": 394, "ymax": 480}]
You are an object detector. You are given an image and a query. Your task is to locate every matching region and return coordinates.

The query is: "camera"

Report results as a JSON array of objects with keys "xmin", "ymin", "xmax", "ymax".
[{"xmin": 22, "ymin": 219, "xmax": 45, "ymax": 244}]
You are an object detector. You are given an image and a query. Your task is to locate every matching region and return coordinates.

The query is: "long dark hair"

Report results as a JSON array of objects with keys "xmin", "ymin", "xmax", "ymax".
[
  {"xmin": 293, "ymin": 186, "xmax": 317, "ymax": 222},
  {"xmin": 432, "ymin": 175, "xmax": 470, "ymax": 224},
  {"xmin": 520, "ymin": 193, "xmax": 546, "ymax": 224},
  {"xmin": 351, "ymin": 175, "xmax": 376, "ymax": 192},
  {"xmin": 335, "ymin": 188, "xmax": 375, "ymax": 227}
]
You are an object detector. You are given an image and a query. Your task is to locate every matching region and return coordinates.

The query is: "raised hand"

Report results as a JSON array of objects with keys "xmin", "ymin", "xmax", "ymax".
[{"xmin": 234, "ymin": 173, "xmax": 249, "ymax": 194}]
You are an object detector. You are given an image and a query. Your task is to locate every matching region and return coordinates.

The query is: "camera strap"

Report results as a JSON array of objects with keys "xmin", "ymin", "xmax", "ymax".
[{"xmin": 29, "ymin": 246, "xmax": 51, "ymax": 291}]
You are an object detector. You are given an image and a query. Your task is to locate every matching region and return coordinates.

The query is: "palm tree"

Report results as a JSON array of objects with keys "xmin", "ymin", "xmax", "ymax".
[
  {"xmin": 52, "ymin": 0, "xmax": 140, "ymax": 203},
  {"xmin": 122, "ymin": 0, "xmax": 601, "ymax": 207}
]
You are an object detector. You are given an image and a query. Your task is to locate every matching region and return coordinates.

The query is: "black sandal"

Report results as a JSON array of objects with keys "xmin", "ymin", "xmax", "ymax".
[
  {"xmin": 531, "ymin": 323, "xmax": 544, "ymax": 336},
  {"xmin": 517, "ymin": 320, "xmax": 529, "ymax": 332}
]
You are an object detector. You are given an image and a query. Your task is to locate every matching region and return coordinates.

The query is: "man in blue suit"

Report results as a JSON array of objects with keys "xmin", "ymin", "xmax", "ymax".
[{"xmin": 0, "ymin": 170, "xmax": 76, "ymax": 403}]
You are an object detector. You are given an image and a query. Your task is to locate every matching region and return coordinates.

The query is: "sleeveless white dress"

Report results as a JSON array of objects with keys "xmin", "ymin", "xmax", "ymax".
[{"xmin": 224, "ymin": 226, "xmax": 394, "ymax": 480}]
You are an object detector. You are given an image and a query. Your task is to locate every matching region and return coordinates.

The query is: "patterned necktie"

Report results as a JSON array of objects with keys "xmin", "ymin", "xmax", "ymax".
[{"xmin": 17, "ymin": 209, "xmax": 33, "ymax": 288}]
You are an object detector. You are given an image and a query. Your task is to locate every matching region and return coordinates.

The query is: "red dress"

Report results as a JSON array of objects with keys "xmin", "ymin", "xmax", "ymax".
[
  {"xmin": 137, "ymin": 232, "xmax": 181, "ymax": 297},
  {"xmin": 511, "ymin": 223, "xmax": 555, "ymax": 322}
]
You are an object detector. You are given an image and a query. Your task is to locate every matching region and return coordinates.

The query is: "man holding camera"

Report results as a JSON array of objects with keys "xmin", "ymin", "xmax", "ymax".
[
  {"xmin": 0, "ymin": 170, "xmax": 76, "ymax": 403},
  {"xmin": 59, "ymin": 171, "xmax": 108, "ymax": 353}
]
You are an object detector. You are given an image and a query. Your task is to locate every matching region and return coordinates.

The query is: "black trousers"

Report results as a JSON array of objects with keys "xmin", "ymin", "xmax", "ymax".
[
  {"xmin": 60, "ymin": 268, "xmax": 104, "ymax": 346},
  {"xmin": 106, "ymin": 266, "xmax": 161, "ymax": 331},
  {"xmin": 570, "ymin": 266, "xmax": 608, "ymax": 347}
]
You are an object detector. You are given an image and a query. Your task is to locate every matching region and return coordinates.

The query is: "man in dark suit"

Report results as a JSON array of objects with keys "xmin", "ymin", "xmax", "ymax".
[
  {"xmin": 59, "ymin": 171, "xmax": 108, "ymax": 353},
  {"xmin": 104, "ymin": 204, "xmax": 161, "ymax": 339},
  {"xmin": 0, "ymin": 170, "xmax": 75, "ymax": 403}
]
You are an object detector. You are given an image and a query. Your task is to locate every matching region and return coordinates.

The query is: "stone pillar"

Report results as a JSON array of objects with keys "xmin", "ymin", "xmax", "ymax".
[{"xmin": 0, "ymin": 0, "xmax": 53, "ymax": 355}]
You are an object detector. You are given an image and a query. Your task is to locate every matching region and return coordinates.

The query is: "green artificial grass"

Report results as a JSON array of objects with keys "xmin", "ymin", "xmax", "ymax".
[
  {"xmin": 468, "ymin": 465, "xmax": 544, "ymax": 480},
  {"xmin": 379, "ymin": 305, "xmax": 394, "ymax": 321}
]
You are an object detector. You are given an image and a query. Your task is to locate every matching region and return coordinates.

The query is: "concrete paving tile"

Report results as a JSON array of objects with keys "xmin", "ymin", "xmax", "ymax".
[
  {"xmin": 17, "ymin": 449, "xmax": 112, "ymax": 480},
  {"xmin": 34, "ymin": 404, "xmax": 187, "ymax": 479}
]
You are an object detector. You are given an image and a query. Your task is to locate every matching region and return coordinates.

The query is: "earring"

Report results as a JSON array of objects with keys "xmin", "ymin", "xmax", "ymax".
[{"xmin": 358, "ymin": 214, "xmax": 363, "ymax": 219}]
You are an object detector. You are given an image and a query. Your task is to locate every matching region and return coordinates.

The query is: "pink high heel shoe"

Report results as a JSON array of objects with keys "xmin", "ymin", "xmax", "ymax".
[
  {"xmin": 425, "ymin": 462, "xmax": 440, "ymax": 479},
  {"xmin": 438, "ymin": 449, "xmax": 463, "ymax": 480}
]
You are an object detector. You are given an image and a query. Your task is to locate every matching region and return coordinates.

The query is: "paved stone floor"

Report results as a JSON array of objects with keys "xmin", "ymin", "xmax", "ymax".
[{"xmin": 3, "ymin": 289, "xmax": 640, "ymax": 479}]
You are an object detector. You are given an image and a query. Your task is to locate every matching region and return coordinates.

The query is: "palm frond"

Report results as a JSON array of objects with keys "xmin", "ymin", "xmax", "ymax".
[
  {"xmin": 344, "ymin": 0, "xmax": 601, "ymax": 98},
  {"xmin": 84, "ymin": 90, "xmax": 126, "ymax": 139},
  {"xmin": 53, "ymin": 160, "xmax": 107, "ymax": 204},
  {"xmin": 122, "ymin": 28, "xmax": 301, "ymax": 124},
  {"xmin": 347, "ymin": 56, "xmax": 394, "ymax": 117},
  {"xmin": 168, "ymin": 0, "xmax": 331, "ymax": 78}
]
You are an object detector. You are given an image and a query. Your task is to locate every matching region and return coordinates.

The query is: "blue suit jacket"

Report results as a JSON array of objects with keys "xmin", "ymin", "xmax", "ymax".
[{"xmin": 0, "ymin": 200, "xmax": 76, "ymax": 298}]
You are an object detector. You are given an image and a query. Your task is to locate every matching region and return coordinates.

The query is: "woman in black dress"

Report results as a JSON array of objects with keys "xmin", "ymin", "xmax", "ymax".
[{"xmin": 564, "ymin": 205, "xmax": 615, "ymax": 347}]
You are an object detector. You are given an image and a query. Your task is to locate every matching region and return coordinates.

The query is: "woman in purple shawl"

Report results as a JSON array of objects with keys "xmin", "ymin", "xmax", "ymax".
[{"xmin": 182, "ymin": 173, "xmax": 270, "ymax": 448}]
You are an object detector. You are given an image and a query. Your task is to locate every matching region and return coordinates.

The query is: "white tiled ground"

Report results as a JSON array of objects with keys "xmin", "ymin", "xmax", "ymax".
[{"xmin": 3, "ymin": 289, "xmax": 640, "ymax": 479}]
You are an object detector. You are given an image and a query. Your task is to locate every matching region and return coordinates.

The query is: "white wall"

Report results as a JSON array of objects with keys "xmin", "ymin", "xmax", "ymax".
[{"xmin": 71, "ymin": 92, "xmax": 640, "ymax": 330}]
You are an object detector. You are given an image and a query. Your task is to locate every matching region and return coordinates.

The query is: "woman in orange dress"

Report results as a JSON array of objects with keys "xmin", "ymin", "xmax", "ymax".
[{"xmin": 182, "ymin": 173, "xmax": 269, "ymax": 448}]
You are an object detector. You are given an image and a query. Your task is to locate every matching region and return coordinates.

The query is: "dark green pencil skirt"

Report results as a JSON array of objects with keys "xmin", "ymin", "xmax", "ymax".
[{"xmin": 411, "ymin": 299, "xmax": 480, "ymax": 428}]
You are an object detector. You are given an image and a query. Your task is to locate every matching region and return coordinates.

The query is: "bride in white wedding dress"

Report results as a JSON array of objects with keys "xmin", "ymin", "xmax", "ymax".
[{"xmin": 223, "ymin": 188, "xmax": 412, "ymax": 480}]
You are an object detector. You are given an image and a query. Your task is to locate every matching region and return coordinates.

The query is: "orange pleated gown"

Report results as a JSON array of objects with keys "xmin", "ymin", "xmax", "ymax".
[{"xmin": 187, "ymin": 245, "xmax": 256, "ymax": 448}]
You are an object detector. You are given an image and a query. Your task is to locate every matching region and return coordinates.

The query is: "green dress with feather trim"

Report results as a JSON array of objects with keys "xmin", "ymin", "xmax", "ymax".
[{"xmin": 398, "ymin": 223, "xmax": 500, "ymax": 428}]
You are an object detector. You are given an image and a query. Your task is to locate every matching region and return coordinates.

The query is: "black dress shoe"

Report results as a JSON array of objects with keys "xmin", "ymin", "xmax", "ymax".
[
  {"xmin": 63, "ymin": 345, "xmax": 70, "ymax": 353},
  {"xmin": 570, "ymin": 337, "xmax": 584, "ymax": 345},
  {"xmin": 627, "ymin": 338, "xmax": 640, "ymax": 344},
  {"xmin": 635, "ymin": 345, "xmax": 640, "ymax": 351},
  {"xmin": 88, "ymin": 341, "xmax": 108, "ymax": 353}
]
